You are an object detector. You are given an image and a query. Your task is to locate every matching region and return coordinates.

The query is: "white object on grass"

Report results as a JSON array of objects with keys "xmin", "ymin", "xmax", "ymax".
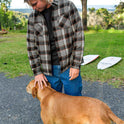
[
  {"xmin": 97, "ymin": 56, "xmax": 122, "ymax": 70},
  {"xmin": 81, "ymin": 55, "xmax": 99, "ymax": 65}
]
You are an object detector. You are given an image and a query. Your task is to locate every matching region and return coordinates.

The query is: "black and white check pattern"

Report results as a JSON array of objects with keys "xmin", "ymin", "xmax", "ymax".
[{"xmin": 27, "ymin": 0, "xmax": 84, "ymax": 76}]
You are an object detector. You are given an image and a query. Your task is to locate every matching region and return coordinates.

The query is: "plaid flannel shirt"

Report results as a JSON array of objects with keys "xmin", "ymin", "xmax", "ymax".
[{"xmin": 27, "ymin": 0, "xmax": 84, "ymax": 76}]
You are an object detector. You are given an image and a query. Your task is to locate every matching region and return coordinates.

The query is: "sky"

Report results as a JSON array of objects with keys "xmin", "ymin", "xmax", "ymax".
[{"xmin": 10, "ymin": 0, "xmax": 123, "ymax": 9}]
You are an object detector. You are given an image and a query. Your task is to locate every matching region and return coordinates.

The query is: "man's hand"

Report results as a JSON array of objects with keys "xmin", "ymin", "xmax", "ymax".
[
  {"xmin": 34, "ymin": 73, "xmax": 48, "ymax": 89},
  {"xmin": 69, "ymin": 68, "xmax": 79, "ymax": 80}
]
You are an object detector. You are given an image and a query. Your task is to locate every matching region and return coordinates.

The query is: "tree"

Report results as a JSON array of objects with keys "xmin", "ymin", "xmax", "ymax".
[
  {"xmin": 0, "ymin": 0, "xmax": 12, "ymax": 9},
  {"xmin": 81, "ymin": 0, "xmax": 88, "ymax": 30},
  {"xmin": 0, "ymin": 0, "xmax": 12, "ymax": 30},
  {"xmin": 114, "ymin": 2, "xmax": 124, "ymax": 29},
  {"xmin": 88, "ymin": 7, "xmax": 95, "ymax": 14},
  {"xmin": 96, "ymin": 8, "xmax": 114, "ymax": 29},
  {"xmin": 115, "ymin": 2, "xmax": 124, "ymax": 14}
]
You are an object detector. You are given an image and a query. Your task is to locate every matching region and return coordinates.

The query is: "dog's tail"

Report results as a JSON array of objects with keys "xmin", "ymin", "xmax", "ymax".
[{"xmin": 107, "ymin": 106, "xmax": 124, "ymax": 124}]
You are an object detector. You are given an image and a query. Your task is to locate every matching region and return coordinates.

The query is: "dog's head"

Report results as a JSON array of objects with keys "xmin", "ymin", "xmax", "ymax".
[
  {"xmin": 26, "ymin": 80, "xmax": 51, "ymax": 98},
  {"xmin": 26, "ymin": 80, "xmax": 36, "ymax": 98}
]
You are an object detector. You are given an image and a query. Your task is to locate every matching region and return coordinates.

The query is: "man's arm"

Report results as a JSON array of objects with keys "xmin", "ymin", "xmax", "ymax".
[
  {"xmin": 69, "ymin": 1, "xmax": 84, "ymax": 69},
  {"xmin": 27, "ymin": 15, "xmax": 48, "ymax": 88},
  {"xmin": 27, "ymin": 15, "xmax": 42, "ymax": 76}
]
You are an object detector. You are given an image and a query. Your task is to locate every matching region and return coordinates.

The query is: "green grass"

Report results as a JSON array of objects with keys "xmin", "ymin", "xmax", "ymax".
[
  {"xmin": 81, "ymin": 29, "xmax": 124, "ymax": 87},
  {"xmin": 0, "ymin": 29, "xmax": 124, "ymax": 87},
  {"xmin": 0, "ymin": 32, "xmax": 33, "ymax": 77}
]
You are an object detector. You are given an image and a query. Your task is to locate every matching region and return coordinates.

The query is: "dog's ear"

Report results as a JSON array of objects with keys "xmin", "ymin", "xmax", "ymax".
[{"xmin": 32, "ymin": 87, "xmax": 37, "ymax": 98}]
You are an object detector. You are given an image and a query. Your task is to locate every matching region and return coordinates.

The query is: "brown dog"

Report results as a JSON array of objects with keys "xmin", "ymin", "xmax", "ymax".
[{"xmin": 26, "ymin": 80, "xmax": 124, "ymax": 124}]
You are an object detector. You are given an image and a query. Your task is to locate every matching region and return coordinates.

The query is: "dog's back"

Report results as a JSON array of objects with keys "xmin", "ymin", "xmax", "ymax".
[
  {"xmin": 40, "ymin": 89, "xmax": 124, "ymax": 124},
  {"xmin": 27, "ymin": 80, "xmax": 124, "ymax": 124}
]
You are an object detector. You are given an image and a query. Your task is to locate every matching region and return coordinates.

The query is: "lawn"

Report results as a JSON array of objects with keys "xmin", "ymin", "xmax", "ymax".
[
  {"xmin": 0, "ymin": 32, "xmax": 33, "ymax": 77},
  {"xmin": 0, "ymin": 29, "xmax": 124, "ymax": 87}
]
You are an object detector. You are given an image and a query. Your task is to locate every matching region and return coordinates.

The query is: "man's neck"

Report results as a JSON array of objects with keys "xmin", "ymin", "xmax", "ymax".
[
  {"xmin": 47, "ymin": 0, "xmax": 53, "ymax": 8},
  {"xmin": 47, "ymin": 4, "xmax": 51, "ymax": 9}
]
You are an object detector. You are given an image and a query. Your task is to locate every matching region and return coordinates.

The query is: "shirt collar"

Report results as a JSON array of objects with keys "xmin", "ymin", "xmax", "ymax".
[{"xmin": 52, "ymin": 0, "xmax": 58, "ymax": 6}]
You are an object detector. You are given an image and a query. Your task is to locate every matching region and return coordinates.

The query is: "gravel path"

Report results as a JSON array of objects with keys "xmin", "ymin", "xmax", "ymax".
[{"xmin": 0, "ymin": 73, "xmax": 124, "ymax": 124}]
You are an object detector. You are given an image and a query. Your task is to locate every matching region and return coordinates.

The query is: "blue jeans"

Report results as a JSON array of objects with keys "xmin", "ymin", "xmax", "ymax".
[{"xmin": 45, "ymin": 65, "xmax": 82, "ymax": 96}]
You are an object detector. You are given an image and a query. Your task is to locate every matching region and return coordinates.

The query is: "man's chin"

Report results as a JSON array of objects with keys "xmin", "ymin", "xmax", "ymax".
[{"xmin": 36, "ymin": 8, "xmax": 44, "ymax": 12}]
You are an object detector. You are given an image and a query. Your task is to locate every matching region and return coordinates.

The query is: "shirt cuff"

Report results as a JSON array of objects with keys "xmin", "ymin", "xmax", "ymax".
[
  {"xmin": 32, "ymin": 66, "xmax": 42, "ymax": 76},
  {"xmin": 71, "ymin": 64, "xmax": 80, "ymax": 70}
]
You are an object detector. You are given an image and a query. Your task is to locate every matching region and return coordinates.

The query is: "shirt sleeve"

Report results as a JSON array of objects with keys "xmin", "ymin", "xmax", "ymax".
[
  {"xmin": 69, "ymin": 1, "xmax": 84, "ymax": 69},
  {"xmin": 27, "ymin": 14, "xmax": 42, "ymax": 76}
]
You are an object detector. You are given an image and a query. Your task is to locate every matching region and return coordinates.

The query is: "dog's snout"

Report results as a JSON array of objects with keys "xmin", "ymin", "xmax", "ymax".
[
  {"xmin": 26, "ymin": 86, "xmax": 29, "ymax": 92},
  {"xmin": 26, "ymin": 86, "xmax": 32, "ymax": 94}
]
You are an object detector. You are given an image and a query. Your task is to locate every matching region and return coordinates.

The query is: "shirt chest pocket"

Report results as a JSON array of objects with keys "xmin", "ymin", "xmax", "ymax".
[
  {"xmin": 34, "ymin": 23, "xmax": 45, "ymax": 36},
  {"xmin": 57, "ymin": 14, "xmax": 72, "ymax": 29}
]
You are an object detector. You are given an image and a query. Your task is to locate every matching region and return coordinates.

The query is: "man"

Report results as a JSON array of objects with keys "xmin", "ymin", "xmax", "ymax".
[{"xmin": 25, "ymin": 0, "xmax": 84, "ymax": 96}]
